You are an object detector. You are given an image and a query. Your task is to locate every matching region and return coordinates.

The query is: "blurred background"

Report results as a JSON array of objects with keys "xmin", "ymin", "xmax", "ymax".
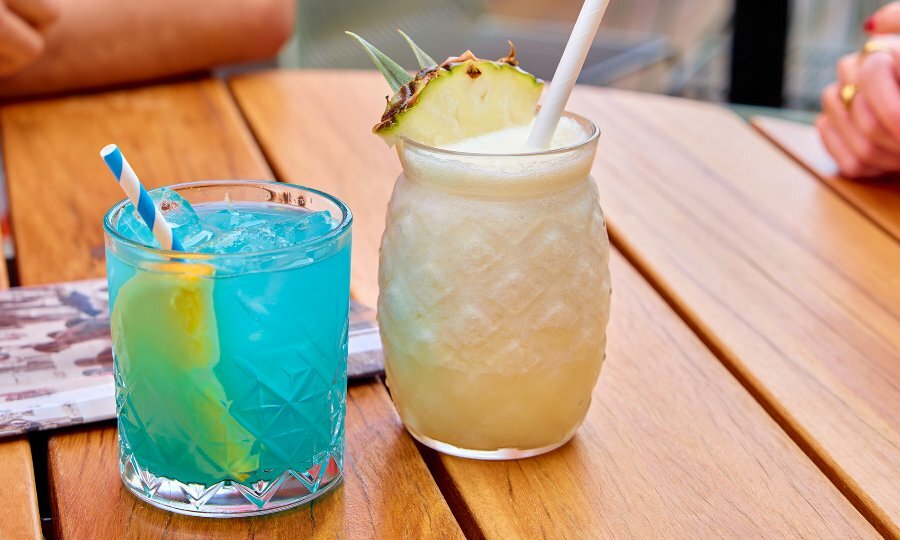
[
  {"xmin": 0, "ymin": 0, "xmax": 893, "ymax": 258},
  {"xmin": 276, "ymin": 0, "xmax": 886, "ymax": 117}
]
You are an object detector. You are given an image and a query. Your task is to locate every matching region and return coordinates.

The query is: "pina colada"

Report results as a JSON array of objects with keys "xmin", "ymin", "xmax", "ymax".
[{"xmin": 352, "ymin": 34, "xmax": 611, "ymax": 459}]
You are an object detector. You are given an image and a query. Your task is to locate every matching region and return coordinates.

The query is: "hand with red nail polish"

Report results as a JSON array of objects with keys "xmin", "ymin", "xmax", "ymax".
[
  {"xmin": 864, "ymin": 16, "xmax": 876, "ymax": 33},
  {"xmin": 864, "ymin": 2, "xmax": 900, "ymax": 34},
  {"xmin": 817, "ymin": 30, "xmax": 900, "ymax": 179}
]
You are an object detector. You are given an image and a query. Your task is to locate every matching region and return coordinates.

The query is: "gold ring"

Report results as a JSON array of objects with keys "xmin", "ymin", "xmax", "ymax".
[
  {"xmin": 860, "ymin": 40, "xmax": 894, "ymax": 62},
  {"xmin": 840, "ymin": 83, "xmax": 859, "ymax": 109}
]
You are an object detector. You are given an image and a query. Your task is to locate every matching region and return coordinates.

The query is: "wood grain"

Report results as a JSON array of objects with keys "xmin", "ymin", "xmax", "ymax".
[
  {"xmin": 0, "ymin": 240, "xmax": 8, "ymax": 287},
  {"xmin": 229, "ymin": 70, "xmax": 878, "ymax": 537},
  {"xmin": 0, "ymin": 439, "xmax": 42, "ymax": 539},
  {"xmin": 564, "ymin": 89, "xmax": 900, "ymax": 536},
  {"xmin": 0, "ymin": 78, "xmax": 271, "ymax": 285},
  {"xmin": 430, "ymin": 250, "xmax": 876, "ymax": 538},
  {"xmin": 230, "ymin": 71, "xmax": 401, "ymax": 306},
  {"xmin": 1, "ymin": 77, "xmax": 461, "ymax": 538},
  {"xmin": 0, "ymin": 237, "xmax": 40, "ymax": 539},
  {"xmin": 751, "ymin": 115, "xmax": 900, "ymax": 242},
  {"xmin": 48, "ymin": 385, "xmax": 461, "ymax": 539}
]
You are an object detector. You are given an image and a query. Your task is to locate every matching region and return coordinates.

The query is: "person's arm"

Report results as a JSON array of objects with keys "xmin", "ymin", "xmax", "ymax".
[
  {"xmin": 0, "ymin": 0, "xmax": 59, "ymax": 78},
  {"xmin": 0, "ymin": 0, "xmax": 294, "ymax": 98}
]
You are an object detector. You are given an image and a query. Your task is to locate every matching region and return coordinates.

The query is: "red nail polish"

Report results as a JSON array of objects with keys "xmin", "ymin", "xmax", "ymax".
[{"xmin": 864, "ymin": 16, "xmax": 876, "ymax": 32}]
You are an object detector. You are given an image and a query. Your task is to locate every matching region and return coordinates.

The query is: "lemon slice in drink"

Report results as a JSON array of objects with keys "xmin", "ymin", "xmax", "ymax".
[{"xmin": 112, "ymin": 262, "xmax": 258, "ymax": 482}]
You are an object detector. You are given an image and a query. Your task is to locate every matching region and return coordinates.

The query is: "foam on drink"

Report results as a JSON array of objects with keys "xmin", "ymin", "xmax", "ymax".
[{"xmin": 441, "ymin": 116, "xmax": 587, "ymax": 154}]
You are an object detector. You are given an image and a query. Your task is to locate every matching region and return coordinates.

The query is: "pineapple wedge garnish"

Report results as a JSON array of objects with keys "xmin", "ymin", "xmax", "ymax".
[{"xmin": 348, "ymin": 31, "xmax": 544, "ymax": 147}]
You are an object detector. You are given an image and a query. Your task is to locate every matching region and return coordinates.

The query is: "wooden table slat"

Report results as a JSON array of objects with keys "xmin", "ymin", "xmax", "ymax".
[
  {"xmin": 0, "ymin": 231, "xmax": 40, "ymax": 539},
  {"xmin": 750, "ymin": 115, "xmax": 900, "ymax": 242},
  {"xmin": 0, "ymin": 77, "xmax": 461, "ymax": 539},
  {"xmin": 566, "ymin": 90, "xmax": 900, "ymax": 536},
  {"xmin": 441, "ymin": 249, "xmax": 879, "ymax": 538},
  {"xmin": 229, "ymin": 69, "xmax": 880, "ymax": 538},
  {"xmin": 48, "ymin": 384, "xmax": 461, "ymax": 539},
  {"xmin": 0, "ymin": 239, "xmax": 8, "ymax": 287},
  {"xmin": 0, "ymin": 438, "xmax": 42, "ymax": 539},
  {"xmin": 230, "ymin": 72, "xmax": 398, "ymax": 307},
  {"xmin": 1, "ymin": 78, "xmax": 271, "ymax": 286}
]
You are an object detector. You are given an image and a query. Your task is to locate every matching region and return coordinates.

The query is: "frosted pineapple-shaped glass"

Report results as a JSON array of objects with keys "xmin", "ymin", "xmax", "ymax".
[{"xmin": 378, "ymin": 113, "xmax": 611, "ymax": 459}]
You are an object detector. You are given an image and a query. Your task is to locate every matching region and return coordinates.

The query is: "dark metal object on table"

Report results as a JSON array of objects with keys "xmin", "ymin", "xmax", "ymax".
[{"xmin": 729, "ymin": 0, "xmax": 791, "ymax": 107}]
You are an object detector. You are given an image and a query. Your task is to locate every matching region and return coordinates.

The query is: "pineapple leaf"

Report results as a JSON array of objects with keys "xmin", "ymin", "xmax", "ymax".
[
  {"xmin": 397, "ymin": 29, "xmax": 437, "ymax": 70},
  {"xmin": 345, "ymin": 31, "xmax": 413, "ymax": 92}
]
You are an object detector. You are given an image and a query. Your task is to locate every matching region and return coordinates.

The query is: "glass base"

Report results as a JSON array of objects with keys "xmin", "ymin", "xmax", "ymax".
[
  {"xmin": 120, "ymin": 452, "xmax": 342, "ymax": 517},
  {"xmin": 407, "ymin": 426, "xmax": 577, "ymax": 460}
]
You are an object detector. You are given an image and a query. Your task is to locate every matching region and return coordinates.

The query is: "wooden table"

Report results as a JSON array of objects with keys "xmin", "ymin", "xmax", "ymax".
[{"xmin": 0, "ymin": 71, "xmax": 896, "ymax": 539}]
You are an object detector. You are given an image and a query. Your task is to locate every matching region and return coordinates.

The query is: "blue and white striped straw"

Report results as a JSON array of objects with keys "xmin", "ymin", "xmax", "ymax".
[{"xmin": 100, "ymin": 144, "xmax": 184, "ymax": 251}]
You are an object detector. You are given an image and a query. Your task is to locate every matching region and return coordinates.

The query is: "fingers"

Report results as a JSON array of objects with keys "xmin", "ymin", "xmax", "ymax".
[
  {"xmin": 5, "ymin": 0, "xmax": 59, "ymax": 29},
  {"xmin": 856, "ymin": 53, "xmax": 900, "ymax": 142},
  {"xmin": 867, "ymin": 2, "xmax": 900, "ymax": 34},
  {"xmin": 0, "ymin": 5, "xmax": 45, "ymax": 77},
  {"xmin": 837, "ymin": 53, "xmax": 859, "ymax": 86},
  {"xmin": 816, "ymin": 115, "xmax": 880, "ymax": 178},
  {"xmin": 821, "ymin": 84, "xmax": 900, "ymax": 173},
  {"xmin": 851, "ymin": 93, "xmax": 900, "ymax": 153},
  {"xmin": 821, "ymin": 38, "xmax": 900, "ymax": 177}
]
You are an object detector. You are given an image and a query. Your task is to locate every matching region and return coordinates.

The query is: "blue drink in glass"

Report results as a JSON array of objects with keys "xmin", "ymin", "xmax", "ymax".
[{"xmin": 103, "ymin": 181, "xmax": 352, "ymax": 517}]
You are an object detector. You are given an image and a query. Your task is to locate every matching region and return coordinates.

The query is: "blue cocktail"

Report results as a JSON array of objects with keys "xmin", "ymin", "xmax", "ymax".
[{"xmin": 103, "ymin": 180, "xmax": 352, "ymax": 517}]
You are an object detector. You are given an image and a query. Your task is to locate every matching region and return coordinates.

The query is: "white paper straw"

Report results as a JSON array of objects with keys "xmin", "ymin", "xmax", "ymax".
[{"xmin": 526, "ymin": 0, "xmax": 611, "ymax": 150}]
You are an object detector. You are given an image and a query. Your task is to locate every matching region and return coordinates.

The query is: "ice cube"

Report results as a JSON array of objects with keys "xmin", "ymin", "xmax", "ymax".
[
  {"xmin": 116, "ymin": 207, "xmax": 156, "ymax": 246},
  {"xmin": 269, "ymin": 211, "xmax": 334, "ymax": 244},
  {"xmin": 203, "ymin": 208, "xmax": 266, "ymax": 232},
  {"xmin": 115, "ymin": 188, "xmax": 208, "ymax": 249},
  {"xmin": 155, "ymin": 188, "xmax": 209, "ymax": 249},
  {"xmin": 197, "ymin": 229, "xmax": 256, "ymax": 254},
  {"xmin": 197, "ymin": 227, "xmax": 290, "ymax": 254},
  {"xmin": 195, "ymin": 210, "xmax": 333, "ymax": 255}
]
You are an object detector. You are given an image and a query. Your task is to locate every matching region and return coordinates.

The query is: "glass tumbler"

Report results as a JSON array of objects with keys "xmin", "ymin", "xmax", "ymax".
[{"xmin": 104, "ymin": 180, "xmax": 352, "ymax": 516}]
